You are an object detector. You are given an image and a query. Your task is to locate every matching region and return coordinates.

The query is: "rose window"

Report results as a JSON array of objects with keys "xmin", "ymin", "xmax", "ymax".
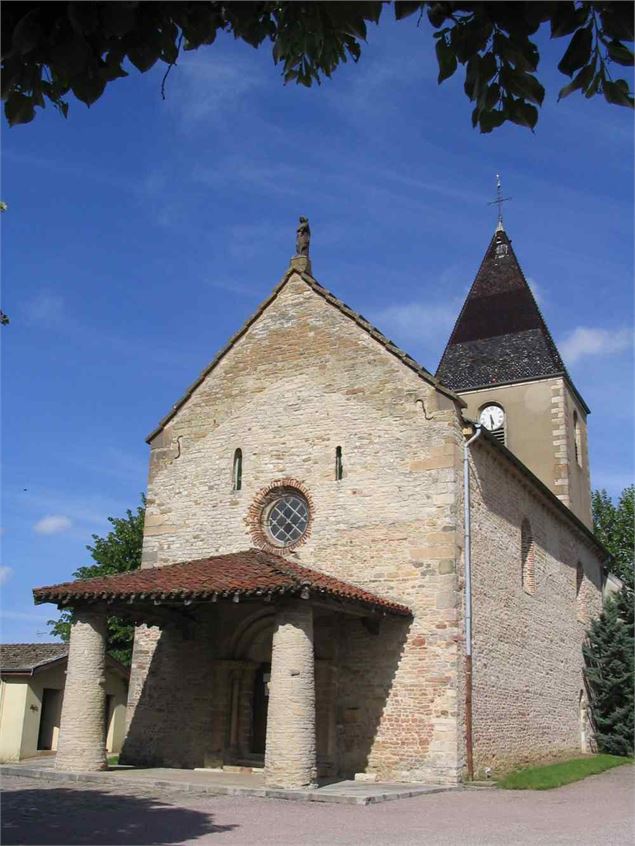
[{"xmin": 265, "ymin": 493, "xmax": 309, "ymax": 546}]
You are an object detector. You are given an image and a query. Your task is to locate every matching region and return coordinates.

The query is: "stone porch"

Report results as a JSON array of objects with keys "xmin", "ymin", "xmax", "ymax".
[{"xmin": 33, "ymin": 550, "xmax": 412, "ymax": 790}]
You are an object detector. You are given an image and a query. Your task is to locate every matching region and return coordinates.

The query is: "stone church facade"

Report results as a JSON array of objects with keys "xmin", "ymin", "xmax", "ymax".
[{"xmin": 34, "ymin": 223, "xmax": 606, "ymax": 787}]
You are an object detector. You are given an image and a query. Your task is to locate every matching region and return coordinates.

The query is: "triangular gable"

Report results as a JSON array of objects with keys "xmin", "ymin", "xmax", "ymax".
[{"xmin": 147, "ymin": 265, "xmax": 463, "ymax": 443}]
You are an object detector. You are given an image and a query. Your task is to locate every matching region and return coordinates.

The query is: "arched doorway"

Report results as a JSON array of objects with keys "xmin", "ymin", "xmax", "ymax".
[{"xmin": 228, "ymin": 612, "xmax": 275, "ymax": 761}]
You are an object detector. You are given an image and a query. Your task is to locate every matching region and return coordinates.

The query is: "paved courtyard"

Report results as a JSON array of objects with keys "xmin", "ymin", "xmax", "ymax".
[{"xmin": 2, "ymin": 766, "xmax": 633, "ymax": 845}]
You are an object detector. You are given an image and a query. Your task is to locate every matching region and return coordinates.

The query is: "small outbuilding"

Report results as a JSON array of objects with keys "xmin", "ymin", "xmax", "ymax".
[{"xmin": 0, "ymin": 643, "xmax": 128, "ymax": 763}]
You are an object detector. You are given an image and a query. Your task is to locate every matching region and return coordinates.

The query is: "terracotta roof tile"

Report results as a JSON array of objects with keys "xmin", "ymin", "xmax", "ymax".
[{"xmin": 33, "ymin": 549, "xmax": 411, "ymax": 617}]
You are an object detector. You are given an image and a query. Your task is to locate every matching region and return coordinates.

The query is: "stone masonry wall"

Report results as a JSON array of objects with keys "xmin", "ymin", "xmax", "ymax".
[
  {"xmin": 128, "ymin": 271, "xmax": 466, "ymax": 783},
  {"xmin": 468, "ymin": 437, "xmax": 603, "ymax": 774},
  {"xmin": 550, "ymin": 378, "xmax": 592, "ymax": 528}
]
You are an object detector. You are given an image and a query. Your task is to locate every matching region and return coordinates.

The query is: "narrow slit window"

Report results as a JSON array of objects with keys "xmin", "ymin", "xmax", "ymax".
[
  {"xmin": 573, "ymin": 411, "xmax": 582, "ymax": 466},
  {"xmin": 521, "ymin": 519, "xmax": 535, "ymax": 595},
  {"xmin": 576, "ymin": 562, "xmax": 585, "ymax": 622},
  {"xmin": 233, "ymin": 448, "xmax": 242, "ymax": 491},
  {"xmin": 335, "ymin": 446, "xmax": 343, "ymax": 481}
]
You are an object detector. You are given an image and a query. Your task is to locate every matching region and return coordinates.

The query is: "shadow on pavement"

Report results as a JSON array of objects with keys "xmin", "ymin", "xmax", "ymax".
[{"xmin": 1, "ymin": 786, "xmax": 237, "ymax": 845}]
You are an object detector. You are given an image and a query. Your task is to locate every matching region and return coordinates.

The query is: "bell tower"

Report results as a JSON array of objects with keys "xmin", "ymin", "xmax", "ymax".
[{"xmin": 436, "ymin": 221, "xmax": 592, "ymax": 527}]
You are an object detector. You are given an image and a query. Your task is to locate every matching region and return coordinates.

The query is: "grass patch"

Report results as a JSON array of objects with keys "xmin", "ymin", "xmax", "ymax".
[
  {"xmin": 107, "ymin": 754, "xmax": 119, "ymax": 766},
  {"xmin": 498, "ymin": 754, "xmax": 633, "ymax": 790}
]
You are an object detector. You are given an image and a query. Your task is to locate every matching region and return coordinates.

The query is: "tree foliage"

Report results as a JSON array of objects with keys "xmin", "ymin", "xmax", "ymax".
[
  {"xmin": 48, "ymin": 497, "xmax": 145, "ymax": 666},
  {"xmin": 583, "ymin": 485, "xmax": 635, "ymax": 758},
  {"xmin": 592, "ymin": 485, "xmax": 634, "ymax": 589},
  {"xmin": 2, "ymin": 2, "xmax": 633, "ymax": 131},
  {"xmin": 583, "ymin": 587, "xmax": 634, "ymax": 757}
]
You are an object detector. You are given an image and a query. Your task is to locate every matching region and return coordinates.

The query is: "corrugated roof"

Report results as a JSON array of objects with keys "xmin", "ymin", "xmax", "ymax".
[{"xmin": 33, "ymin": 549, "xmax": 411, "ymax": 617}]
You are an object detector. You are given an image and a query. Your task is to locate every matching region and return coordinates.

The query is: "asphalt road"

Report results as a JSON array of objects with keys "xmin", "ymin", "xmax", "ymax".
[{"xmin": 2, "ymin": 766, "xmax": 633, "ymax": 846}]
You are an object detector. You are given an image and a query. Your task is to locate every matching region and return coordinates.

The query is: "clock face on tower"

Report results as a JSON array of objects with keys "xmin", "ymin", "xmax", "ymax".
[{"xmin": 479, "ymin": 404, "xmax": 505, "ymax": 431}]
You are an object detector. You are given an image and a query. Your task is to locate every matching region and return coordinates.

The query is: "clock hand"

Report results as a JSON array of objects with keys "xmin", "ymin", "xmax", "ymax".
[{"xmin": 490, "ymin": 414, "xmax": 494, "ymax": 428}]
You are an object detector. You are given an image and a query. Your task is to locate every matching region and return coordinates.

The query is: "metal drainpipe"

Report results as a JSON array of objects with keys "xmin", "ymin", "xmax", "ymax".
[{"xmin": 463, "ymin": 424, "xmax": 482, "ymax": 781}]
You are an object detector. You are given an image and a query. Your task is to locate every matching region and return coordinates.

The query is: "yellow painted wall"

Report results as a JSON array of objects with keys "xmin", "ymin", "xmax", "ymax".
[
  {"xmin": 459, "ymin": 376, "xmax": 592, "ymax": 527},
  {"xmin": 0, "ymin": 664, "xmax": 128, "ymax": 762},
  {"xmin": 0, "ymin": 678, "xmax": 29, "ymax": 762}
]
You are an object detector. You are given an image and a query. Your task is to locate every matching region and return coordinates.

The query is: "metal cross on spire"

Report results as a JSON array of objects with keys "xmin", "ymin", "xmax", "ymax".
[{"xmin": 488, "ymin": 174, "xmax": 512, "ymax": 230}]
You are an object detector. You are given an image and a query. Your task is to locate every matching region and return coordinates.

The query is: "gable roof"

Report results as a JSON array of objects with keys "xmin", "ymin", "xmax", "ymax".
[
  {"xmin": 146, "ymin": 264, "xmax": 464, "ymax": 443},
  {"xmin": 1, "ymin": 643, "xmax": 130, "ymax": 678},
  {"xmin": 33, "ymin": 549, "xmax": 411, "ymax": 617},
  {"xmin": 1, "ymin": 643, "xmax": 68, "ymax": 673},
  {"xmin": 436, "ymin": 227, "xmax": 589, "ymax": 413}
]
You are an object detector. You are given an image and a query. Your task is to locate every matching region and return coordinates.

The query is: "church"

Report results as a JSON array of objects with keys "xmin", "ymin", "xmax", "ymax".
[{"xmin": 34, "ymin": 214, "xmax": 606, "ymax": 788}]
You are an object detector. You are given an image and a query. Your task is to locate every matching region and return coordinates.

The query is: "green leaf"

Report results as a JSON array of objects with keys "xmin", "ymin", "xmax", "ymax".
[
  {"xmin": 464, "ymin": 55, "xmax": 480, "ymax": 99},
  {"xmin": 127, "ymin": 45, "xmax": 159, "ymax": 73},
  {"xmin": 511, "ymin": 72, "xmax": 546, "ymax": 105},
  {"xmin": 67, "ymin": 2, "xmax": 99, "ymax": 35},
  {"xmin": 558, "ymin": 63, "xmax": 594, "ymax": 100},
  {"xmin": 70, "ymin": 73, "xmax": 106, "ymax": 106},
  {"xmin": 550, "ymin": 3, "xmax": 588, "ymax": 39},
  {"xmin": 11, "ymin": 8, "xmax": 42, "ymax": 56},
  {"xmin": 435, "ymin": 39, "xmax": 457, "ymax": 83},
  {"xmin": 485, "ymin": 82, "xmax": 500, "ymax": 110},
  {"xmin": 478, "ymin": 108, "xmax": 505, "ymax": 134},
  {"xmin": 101, "ymin": 2, "xmax": 138, "ymax": 37},
  {"xmin": 508, "ymin": 98, "xmax": 538, "ymax": 129},
  {"xmin": 607, "ymin": 40, "xmax": 635, "ymax": 67},
  {"xmin": 603, "ymin": 80, "xmax": 634, "ymax": 108},
  {"xmin": 558, "ymin": 26, "xmax": 593, "ymax": 76},
  {"xmin": 5, "ymin": 92, "xmax": 35, "ymax": 125},
  {"xmin": 394, "ymin": 2, "xmax": 422, "ymax": 21}
]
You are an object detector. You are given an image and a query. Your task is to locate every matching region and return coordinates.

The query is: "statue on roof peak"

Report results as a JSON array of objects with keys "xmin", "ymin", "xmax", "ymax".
[{"xmin": 295, "ymin": 216, "xmax": 310, "ymax": 257}]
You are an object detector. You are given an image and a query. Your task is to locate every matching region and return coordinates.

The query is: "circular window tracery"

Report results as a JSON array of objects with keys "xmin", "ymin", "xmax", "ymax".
[
  {"xmin": 247, "ymin": 479, "xmax": 313, "ymax": 552},
  {"xmin": 265, "ymin": 492, "xmax": 309, "ymax": 546}
]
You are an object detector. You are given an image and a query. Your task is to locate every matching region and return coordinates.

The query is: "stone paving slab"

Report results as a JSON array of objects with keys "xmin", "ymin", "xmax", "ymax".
[{"xmin": 0, "ymin": 763, "xmax": 455, "ymax": 805}]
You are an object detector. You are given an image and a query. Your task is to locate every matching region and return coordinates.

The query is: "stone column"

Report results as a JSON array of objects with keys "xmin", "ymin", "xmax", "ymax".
[
  {"xmin": 265, "ymin": 603, "xmax": 316, "ymax": 789},
  {"xmin": 56, "ymin": 609, "xmax": 107, "ymax": 772}
]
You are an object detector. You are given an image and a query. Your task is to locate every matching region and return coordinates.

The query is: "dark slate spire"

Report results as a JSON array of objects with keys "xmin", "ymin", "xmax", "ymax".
[{"xmin": 436, "ymin": 226, "xmax": 582, "ymax": 401}]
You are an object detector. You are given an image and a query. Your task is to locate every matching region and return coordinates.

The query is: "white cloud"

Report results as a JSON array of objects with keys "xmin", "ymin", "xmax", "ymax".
[
  {"xmin": 527, "ymin": 277, "xmax": 544, "ymax": 305},
  {"xmin": 0, "ymin": 610, "xmax": 51, "ymax": 622},
  {"xmin": 34, "ymin": 515, "xmax": 73, "ymax": 535},
  {"xmin": 560, "ymin": 327, "xmax": 633, "ymax": 365},
  {"xmin": 170, "ymin": 55, "xmax": 261, "ymax": 125},
  {"xmin": 371, "ymin": 301, "xmax": 458, "ymax": 344},
  {"xmin": 0, "ymin": 566, "xmax": 13, "ymax": 586},
  {"xmin": 23, "ymin": 292, "xmax": 65, "ymax": 328}
]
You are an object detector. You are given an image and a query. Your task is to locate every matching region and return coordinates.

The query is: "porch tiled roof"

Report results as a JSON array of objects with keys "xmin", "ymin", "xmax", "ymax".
[{"xmin": 33, "ymin": 549, "xmax": 411, "ymax": 617}]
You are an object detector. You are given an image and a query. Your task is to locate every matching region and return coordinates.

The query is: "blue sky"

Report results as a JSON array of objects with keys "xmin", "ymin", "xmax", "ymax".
[{"xmin": 2, "ymin": 17, "xmax": 633, "ymax": 642}]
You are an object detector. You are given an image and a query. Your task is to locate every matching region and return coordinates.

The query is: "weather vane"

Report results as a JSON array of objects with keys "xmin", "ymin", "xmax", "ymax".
[{"xmin": 488, "ymin": 174, "xmax": 512, "ymax": 229}]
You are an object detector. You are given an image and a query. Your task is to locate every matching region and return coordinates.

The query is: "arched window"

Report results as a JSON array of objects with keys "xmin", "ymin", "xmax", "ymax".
[
  {"xmin": 232, "ymin": 448, "xmax": 242, "ymax": 491},
  {"xmin": 573, "ymin": 411, "xmax": 582, "ymax": 466},
  {"xmin": 576, "ymin": 561, "xmax": 585, "ymax": 622},
  {"xmin": 335, "ymin": 446, "xmax": 343, "ymax": 481},
  {"xmin": 521, "ymin": 519, "xmax": 535, "ymax": 595}
]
